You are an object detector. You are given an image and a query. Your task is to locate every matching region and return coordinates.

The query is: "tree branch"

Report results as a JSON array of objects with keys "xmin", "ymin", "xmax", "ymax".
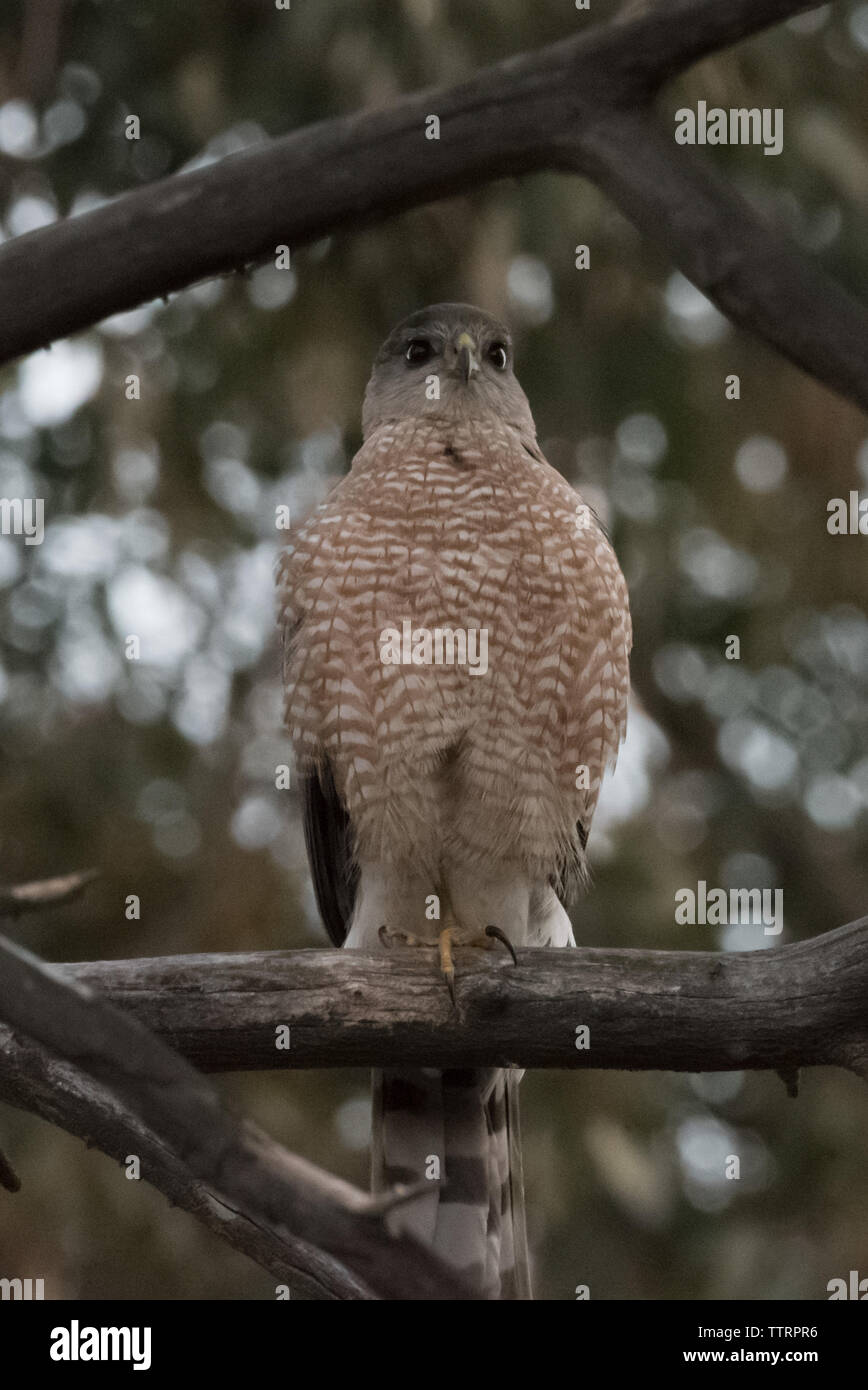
[
  {"xmin": 42, "ymin": 917, "xmax": 868, "ymax": 1081},
  {"xmin": 0, "ymin": 933, "xmax": 474, "ymax": 1300},
  {"xmin": 0, "ymin": 869, "xmax": 98, "ymax": 918},
  {"xmin": 0, "ymin": 1027, "xmax": 371, "ymax": 1299},
  {"xmin": 3, "ymin": 917, "xmax": 865, "ymax": 1295},
  {"xmin": 2, "ymin": 0, "xmax": 863, "ymax": 419},
  {"xmin": 565, "ymin": 109, "xmax": 868, "ymax": 416}
]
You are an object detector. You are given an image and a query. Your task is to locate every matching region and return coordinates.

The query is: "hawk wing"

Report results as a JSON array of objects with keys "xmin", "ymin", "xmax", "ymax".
[
  {"xmin": 300, "ymin": 761, "xmax": 357, "ymax": 947},
  {"xmin": 276, "ymin": 561, "xmax": 358, "ymax": 947}
]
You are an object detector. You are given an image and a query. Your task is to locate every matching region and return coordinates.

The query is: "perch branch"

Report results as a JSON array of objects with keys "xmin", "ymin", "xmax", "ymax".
[
  {"xmin": 1, "ymin": 1, "xmax": 866, "ymax": 418},
  {"xmin": 0, "ymin": 933, "xmax": 474, "ymax": 1300},
  {"xmin": 41, "ymin": 916, "xmax": 868, "ymax": 1080}
]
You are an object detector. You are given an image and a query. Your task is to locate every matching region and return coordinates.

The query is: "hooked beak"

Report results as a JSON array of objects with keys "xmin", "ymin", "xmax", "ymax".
[{"xmin": 454, "ymin": 331, "xmax": 480, "ymax": 384}]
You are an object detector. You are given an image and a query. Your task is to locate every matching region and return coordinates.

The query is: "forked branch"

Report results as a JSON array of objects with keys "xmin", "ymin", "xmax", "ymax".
[
  {"xmin": 0, "ymin": 934, "xmax": 474, "ymax": 1300},
  {"xmin": 1, "ymin": 1, "xmax": 866, "ymax": 416}
]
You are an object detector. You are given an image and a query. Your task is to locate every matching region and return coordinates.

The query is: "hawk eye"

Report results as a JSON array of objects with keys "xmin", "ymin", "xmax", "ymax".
[
  {"xmin": 488, "ymin": 342, "xmax": 509, "ymax": 371},
  {"xmin": 405, "ymin": 338, "xmax": 432, "ymax": 366}
]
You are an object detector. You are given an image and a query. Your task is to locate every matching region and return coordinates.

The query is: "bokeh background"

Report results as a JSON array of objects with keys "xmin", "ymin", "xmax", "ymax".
[{"xmin": 1, "ymin": 0, "xmax": 867, "ymax": 1300}]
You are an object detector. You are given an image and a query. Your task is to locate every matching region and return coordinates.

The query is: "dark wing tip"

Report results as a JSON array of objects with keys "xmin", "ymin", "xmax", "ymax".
[{"xmin": 301, "ymin": 762, "xmax": 359, "ymax": 946}]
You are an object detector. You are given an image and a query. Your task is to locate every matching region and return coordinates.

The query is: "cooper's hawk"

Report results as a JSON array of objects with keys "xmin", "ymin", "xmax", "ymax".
[{"xmin": 277, "ymin": 303, "xmax": 631, "ymax": 1299}]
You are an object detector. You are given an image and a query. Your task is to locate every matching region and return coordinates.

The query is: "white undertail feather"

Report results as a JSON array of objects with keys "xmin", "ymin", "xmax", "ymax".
[
  {"xmin": 360, "ymin": 868, "xmax": 573, "ymax": 1300},
  {"xmin": 373, "ymin": 1067, "xmax": 530, "ymax": 1299}
]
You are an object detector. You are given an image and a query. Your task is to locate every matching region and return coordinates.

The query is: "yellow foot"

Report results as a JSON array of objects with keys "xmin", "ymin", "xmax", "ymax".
[
  {"xmin": 441, "ymin": 924, "xmax": 518, "ymax": 1004},
  {"xmin": 439, "ymin": 926, "xmax": 455, "ymax": 1005},
  {"xmin": 377, "ymin": 924, "xmax": 458, "ymax": 1006},
  {"xmin": 377, "ymin": 923, "xmax": 518, "ymax": 1008},
  {"xmin": 378, "ymin": 925, "xmax": 431, "ymax": 949}
]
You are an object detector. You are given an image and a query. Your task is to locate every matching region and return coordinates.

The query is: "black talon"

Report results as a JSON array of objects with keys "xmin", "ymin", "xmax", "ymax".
[
  {"xmin": 485, "ymin": 925, "xmax": 518, "ymax": 966},
  {"xmin": 378, "ymin": 924, "xmax": 391, "ymax": 948}
]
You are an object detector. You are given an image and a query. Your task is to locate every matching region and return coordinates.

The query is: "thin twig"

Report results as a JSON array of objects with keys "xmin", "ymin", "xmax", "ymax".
[{"xmin": 0, "ymin": 869, "xmax": 98, "ymax": 918}]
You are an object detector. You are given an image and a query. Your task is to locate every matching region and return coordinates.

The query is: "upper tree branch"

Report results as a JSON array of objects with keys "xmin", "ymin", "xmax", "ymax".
[
  {"xmin": 47, "ymin": 917, "xmax": 868, "ymax": 1081},
  {"xmin": 2, "ymin": 0, "xmax": 863, "ymax": 418},
  {"xmin": 564, "ymin": 108, "xmax": 868, "ymax": 416}
]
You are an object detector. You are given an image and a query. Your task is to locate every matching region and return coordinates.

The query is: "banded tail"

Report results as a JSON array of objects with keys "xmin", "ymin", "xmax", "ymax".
[{"xmin": 372, "ymin": 1065, "xmax": 531, "ymax": 1300}]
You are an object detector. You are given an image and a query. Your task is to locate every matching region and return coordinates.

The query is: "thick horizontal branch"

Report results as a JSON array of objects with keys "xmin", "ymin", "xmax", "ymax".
[
  {"xmin": 56, "ymin": 917, "xmax": 868, "ymax": 1079},
  {"xmin": 0, "ymin": 933, "xmax": 473, "ymax": 1300},
  {"xmin": 2, "ymin": 0, "xmax": 862, "ymax": 422}
]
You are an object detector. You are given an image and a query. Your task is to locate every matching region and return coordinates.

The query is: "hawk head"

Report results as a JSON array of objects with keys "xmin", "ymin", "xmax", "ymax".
[{"xmin": 362, "ymin": 302, "xmax": 535, "ymax": 439}]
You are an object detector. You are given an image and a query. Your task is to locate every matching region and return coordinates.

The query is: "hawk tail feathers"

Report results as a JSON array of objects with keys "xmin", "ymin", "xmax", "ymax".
[{"xmin": 372, "ymin": 1066, "xmax": 531, "ymax": 1300}]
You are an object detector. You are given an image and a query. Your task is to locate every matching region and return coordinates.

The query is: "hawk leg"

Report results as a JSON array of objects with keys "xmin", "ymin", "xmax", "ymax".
[
  {"xmin": 440, "ymin": 925, "xmax": 518, "ymax": 1003},
  {"xmin": 378, "ymin": 922, "xmax": 517, "ymax": 1006}
]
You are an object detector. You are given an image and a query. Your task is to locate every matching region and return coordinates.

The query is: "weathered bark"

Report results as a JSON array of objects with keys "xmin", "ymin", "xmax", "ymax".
[{"xmin": 49, "ymin": 917, "xmax": 868, "ymax": 1079}]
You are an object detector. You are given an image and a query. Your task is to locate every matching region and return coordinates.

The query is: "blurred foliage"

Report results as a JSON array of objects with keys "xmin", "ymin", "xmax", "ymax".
[{"xmin": 0, "ymin": 0, "xmax": 867, "ymax": 1300}]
